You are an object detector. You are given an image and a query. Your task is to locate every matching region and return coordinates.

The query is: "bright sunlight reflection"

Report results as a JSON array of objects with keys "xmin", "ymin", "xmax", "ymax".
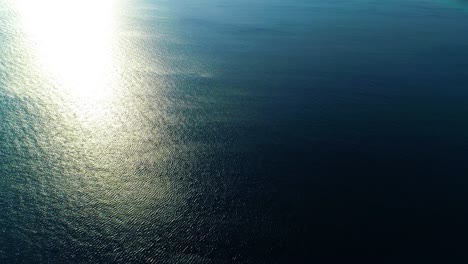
[{"xmin": 16, "ymin": 0, "xmax": 119, "ymax": 106}]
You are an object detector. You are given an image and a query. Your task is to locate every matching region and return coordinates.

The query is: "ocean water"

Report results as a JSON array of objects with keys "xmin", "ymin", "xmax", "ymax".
[{"xmin": 1, "ymin": 0, "xmax": 468, "ymax": 263}]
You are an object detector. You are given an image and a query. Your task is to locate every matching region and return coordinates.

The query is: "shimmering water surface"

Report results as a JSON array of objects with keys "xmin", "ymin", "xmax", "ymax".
[{"xmin": 1, "ymin": 0, "xmax": 468, "ymax": 263}]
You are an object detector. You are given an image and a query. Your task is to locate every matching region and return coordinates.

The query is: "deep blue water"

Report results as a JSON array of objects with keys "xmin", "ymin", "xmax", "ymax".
[{"xmin": 1, "ymin": 0, "xmax": 468, "ymax": 263}]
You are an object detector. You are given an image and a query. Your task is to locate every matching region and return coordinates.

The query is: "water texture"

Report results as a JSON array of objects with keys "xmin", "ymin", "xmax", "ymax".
[{"xmin": 1, "ymin": 0, "xmax": 468, "ymax": 263}]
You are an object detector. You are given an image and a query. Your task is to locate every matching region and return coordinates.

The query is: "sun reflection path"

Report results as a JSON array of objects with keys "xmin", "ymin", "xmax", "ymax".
[
  {"xmin": 11, "ymin": 0, "xmax": 178, "ymax": 221},
  {"xmin": 6, "ymin": 1, "xmax": 197, "ymax": 255},
  {"xmin": 16, "ymin": 0, "xmax": 120, "ymax": 123}
]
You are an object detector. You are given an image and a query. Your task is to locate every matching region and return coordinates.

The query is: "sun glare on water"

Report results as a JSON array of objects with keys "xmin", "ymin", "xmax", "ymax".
[
  {"xmin": 8, "ymin": 0, "xmax": 175, "ymax": 225},
  {"xmin": 15, "ymin": 0, "xmax": 120, "ymax": 117}
]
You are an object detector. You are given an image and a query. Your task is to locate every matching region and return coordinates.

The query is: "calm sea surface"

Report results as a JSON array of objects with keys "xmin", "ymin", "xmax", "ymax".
[{"xmin": 1, "ymin": 0, "xmax": 468, "ymax": 263}]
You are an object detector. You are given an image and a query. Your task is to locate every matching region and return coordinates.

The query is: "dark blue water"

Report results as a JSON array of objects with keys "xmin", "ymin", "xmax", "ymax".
[{"xmin": 1, "ymin": 0, "xmax": 468, "ymax": 263}]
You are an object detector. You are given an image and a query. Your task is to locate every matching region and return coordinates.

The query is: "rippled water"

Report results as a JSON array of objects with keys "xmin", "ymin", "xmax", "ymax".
[{"xmin": 1, "ymin": 0, "xmax": 468, "ymax": 263}]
